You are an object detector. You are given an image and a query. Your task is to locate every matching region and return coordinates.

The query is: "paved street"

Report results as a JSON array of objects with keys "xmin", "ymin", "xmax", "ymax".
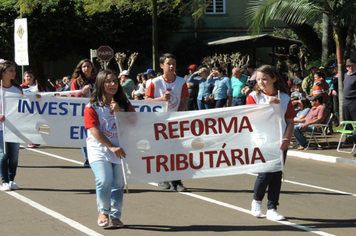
[{"xmin": 0, "ymin": 144, "xmax": 355, "ymax": 236}]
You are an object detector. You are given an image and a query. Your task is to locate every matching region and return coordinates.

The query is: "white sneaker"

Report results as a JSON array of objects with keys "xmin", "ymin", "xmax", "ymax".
[
  {"xmin": 1, "ymin": 183, "xmax": 11, "ymax": 191},
  {"xmin": 266, "ymin": 209, "xmax": 285, "ymax": 221},
  {"xmin": 10, "ymin": 181, "xmax": 19, "ymax": 190},
  {"xmin": 251, "ymin": 200, "xmax": 263, "ymax": 217}
]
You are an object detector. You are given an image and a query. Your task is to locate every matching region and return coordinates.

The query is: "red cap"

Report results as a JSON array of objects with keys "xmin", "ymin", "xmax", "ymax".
[{"xmin": 187, "ymin": 64, "xmax": 197, "ymax": 70}]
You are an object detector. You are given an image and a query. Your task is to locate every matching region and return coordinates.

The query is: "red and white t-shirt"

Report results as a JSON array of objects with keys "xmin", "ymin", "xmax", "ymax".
[
  {"xmin": 0, "ymin": 85, "xmax": 22, "ymax": 131},
  {"xmin": 84, "ymin": 102, "xmax": 134, "ymax": 164},
  {"xmin": 247, "ymin": 91, "xmax": 295, "ymax": 134},
  {"xmin": 145, "ymin": 75, "xmax": 189, "ymax": 111}
]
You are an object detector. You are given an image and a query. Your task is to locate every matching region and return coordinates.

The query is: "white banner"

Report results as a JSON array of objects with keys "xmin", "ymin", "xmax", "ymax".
[
  {"xmin": 4, "ymin": 94, "xmax": 167, "ymax": 146},
  {"xmin": 115, "ymin": 104, "xmax": 284, "ymax": 184},
  {"xmin": 14, "ymin": 18, "xmax": 29, "ymax": 66}
]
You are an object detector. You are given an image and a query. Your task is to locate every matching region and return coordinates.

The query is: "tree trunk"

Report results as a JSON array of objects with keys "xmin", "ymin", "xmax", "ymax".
[
  {"xmin": 334, "ymin": 24, "xmax": 345, "ymax": 123},
  {"xmin": 152, "ymin": 0, "xmax": 159, "ymax": 71},
  {"xmin": 345, "ymin": 19, "xmax": 355, "ymax": 60},
  {"xmin": 322, "ymin": 14, "xmax": 332, "ymax": 64},
  {"xmin": 289, "ymin": 23, "xmax": 322, "ymax": 59}
]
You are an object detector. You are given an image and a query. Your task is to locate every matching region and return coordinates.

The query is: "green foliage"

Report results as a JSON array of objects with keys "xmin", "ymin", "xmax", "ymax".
[{"xmin": 272, "ymin": 27, "xmax": 299, "ymax": 40}]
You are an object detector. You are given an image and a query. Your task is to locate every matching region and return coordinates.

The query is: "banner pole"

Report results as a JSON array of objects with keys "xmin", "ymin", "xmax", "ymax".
[
  {"xmin": 1, "ymin": 80, "xmax": 6, "ymax": 154},
  {"xmin": 113, "ymin": 98, "xmax": 129, "ymax": 193}
]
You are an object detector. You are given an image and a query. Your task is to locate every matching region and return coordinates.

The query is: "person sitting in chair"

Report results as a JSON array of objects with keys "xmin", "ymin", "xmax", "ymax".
[{"xmin": 293, "ymin": 95, "xmax": 330, "ymax": 150}]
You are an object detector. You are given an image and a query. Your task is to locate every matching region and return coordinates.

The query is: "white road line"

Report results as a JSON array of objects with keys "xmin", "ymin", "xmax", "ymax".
[
  {"xmin": 21, "ymin": 146, "xmax": 83, "ymax": 165},
  {"xmin": 246, "ymin": 173, "xmax": 356, "ymax": 197},
  {"xmin": 148, "ymin": 183, "xmax": 335, "ymax": 236},
  {"xmin": 20, "ymin": 148, "xmax": 352, "ymax": 236},
  {"xmin": 6, "ymin": 191, "xmax": 103, "ymax": 236}
]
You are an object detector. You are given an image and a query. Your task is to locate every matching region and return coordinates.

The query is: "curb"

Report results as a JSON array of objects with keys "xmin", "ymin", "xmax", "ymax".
[{"xmin": 288, "ymin": 151, "xmax": 356, "ymax": 166}]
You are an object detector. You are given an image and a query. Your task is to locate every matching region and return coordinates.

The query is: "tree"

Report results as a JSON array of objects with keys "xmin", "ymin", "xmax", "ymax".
[
  {"xmin": 246, "ymin": 0, "xmax": 356, "ymax": 122},
  {"xmin": 15, "ymin": 0, "xmax": 206, "ymax": 71},
  {"xmin": 0, "ymin": 0, "xmax": 184, "ymax": 85}
]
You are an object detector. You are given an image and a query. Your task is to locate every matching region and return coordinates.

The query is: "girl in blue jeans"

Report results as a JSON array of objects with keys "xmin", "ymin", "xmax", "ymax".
[
  {"xmin": 84, "ymin": 70, "xmax": 135, "ymax": 227},
  {"xmin": 246, "ymin": 65, "xmax": 295, "ymax": 221},
  {"xmin": 0, "ymin": 61, "xmax": 23, "ymax": 191}
]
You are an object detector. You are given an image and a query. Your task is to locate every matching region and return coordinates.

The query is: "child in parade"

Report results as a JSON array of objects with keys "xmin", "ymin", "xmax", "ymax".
[
  {"xmin": 84, "ymin": 70, "xmax": 135, "ymax": 227},
  {"xmin": 0, "ymin": 61, "xmax": 23, "ymax": 191},
  {"xmin": 246, "ymin": 65, "xmax": 295, "ymax": 221},
  {"xmin": 71, "ymin": 59, "xmax": 97, "ymax": 167},
  {"xmin": 20, "ymin": 70, "xmax": 43, "ymax": 148},
  {"xmin": 145, "ymin": 53, "xmax": 189, "ymax": 192}
]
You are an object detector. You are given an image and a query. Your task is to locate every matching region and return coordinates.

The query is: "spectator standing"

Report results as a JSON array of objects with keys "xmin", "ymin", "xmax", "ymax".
[
  {"xmin": 120, "ymin": 70, "xmax": 134, "ymax": 100},
  {"xmin": 144, "ymin": 69, "xmax": 156, "ymax": 88},
  {"xmin": 188, "ymin": 67, "xmax": 213, "ymax": 110},
  {"xmin": 62, "ymin": 76, "xmax": 72, "ymax": 91},
  {"xmin": 247, "ymin": 65, "xmax": 295, "ymax": 221},
  {"xmin": 184, "ymin": 64, "xmax": 199, "ymax": 110},
  {"xmin": 207, "ymin": 67, "xmax": 232, "ymax": 108},
  {"xmin": 343, "ymin": 58, "xmax": 356, "ymax": 143},
  {"xmin": 329, "ymin": 62, "xmax": 339, "ymax": 126},
  {"xmin": 291, "ymin": 67, "xmax": 303, "ymax": 88},
  {"xmin": 71, "ymin": 59, "xmax": 97, "ymax": 167},
  {"xmin": 0, "ymin": 61, "xmax": 22, "ymax": 191},
  {"xmin": 84, "ymin": 69, "xmax": 135, "ymax": 228},
  {"xmin": 145, "ymin": 53, "xmax": 189, "ymax": 192},
  {"xmin": 231, "ymin": 67, "xmax": 248, "ymax": 106},
  {"xmin": 241, "ymin": 64, "xmax": 257, "ymax": 96}
]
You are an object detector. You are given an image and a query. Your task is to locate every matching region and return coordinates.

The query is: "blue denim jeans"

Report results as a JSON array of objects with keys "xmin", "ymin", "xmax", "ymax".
[
  {"xmin": 0, "ymin": 131, "xmax": 20, "ymax": 184},
  {"xmin": 293, "ymin": 124, "xmax": 320, "ymax": 146},
  {"xmin": 90, "ymin": 160, "xmax": 125, "ymax": 219},
  {"xmin": 233, "ymin": 97, "xmax": 246, "ymax": 106},
  {"xmin": 197, "ymin": 99, "xmax": 214, "ymax": 110}
]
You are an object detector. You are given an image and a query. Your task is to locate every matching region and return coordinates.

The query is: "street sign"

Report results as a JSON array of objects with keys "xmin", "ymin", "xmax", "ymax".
[
  {"xmin": 97, "ymin": 45, "xmax": 114, "ymax": 61},
  {"xmin": 14, "ymin": 18, "xmax": 29, "ymax": 66}
]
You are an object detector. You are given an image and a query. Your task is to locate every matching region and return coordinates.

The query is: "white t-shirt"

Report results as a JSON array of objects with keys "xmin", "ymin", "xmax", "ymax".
[
  {"xmin": 0, "ymin": 85, "xmax": 22, "ymax": 131},
  {"xmin": 84, "ymin": 103, "xmax": 122, "ymax": 164},
  {"xmin": 145, "ymin": 75, "xmax": 189, "ymax": 111},
  {"xmin": 247, "ymin": 91, "xmax": 295, "ymax": 134}
]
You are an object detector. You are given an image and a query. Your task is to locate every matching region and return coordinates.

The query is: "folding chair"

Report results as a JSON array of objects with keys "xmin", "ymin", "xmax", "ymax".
[
  {"xmin": 304, "ymin": 113, "xmax": 333, "ymax": 150},
  {"xmin": 336, "ymin": 121, "xmax": 356, "ymax": 154}
]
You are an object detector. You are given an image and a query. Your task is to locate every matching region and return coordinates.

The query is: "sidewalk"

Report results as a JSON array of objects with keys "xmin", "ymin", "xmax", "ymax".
[{"xmin": 288, "ymin": 131, "xmax": 356, "ymax": 166}]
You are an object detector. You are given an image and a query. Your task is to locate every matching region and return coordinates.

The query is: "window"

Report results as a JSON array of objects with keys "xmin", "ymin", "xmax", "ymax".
[{"xmin": 205, "ymin": 0, "xmax": 226, "ymax": 14}]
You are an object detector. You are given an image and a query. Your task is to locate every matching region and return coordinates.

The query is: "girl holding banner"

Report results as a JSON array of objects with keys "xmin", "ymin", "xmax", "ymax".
[
  {"xmin": 0, "ymin": 61, "xmax": 22, "ymax": 191},
  {"xmin": 84, "ymin": 70, "xmax": 135, "ymax": 227},
  {"xmin": 71, "ymin": 59, "xmax": 97, "ymax": 167},
  {"xmin": 246, "ymin": 65, "xmax": 295, "ymax": 221}
]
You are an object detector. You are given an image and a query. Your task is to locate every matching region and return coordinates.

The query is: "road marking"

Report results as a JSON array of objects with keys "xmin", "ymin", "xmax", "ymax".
[
  {"xmin": 21, "ymin": 148, "xmax": 352, "ymax": 236},
  {"xmin": 6, "ymin": 191, "xmax": 103, "ymax": 236},
  {"xmin": 246, "ymin": 173, "xmax": 356, "ymax": 197},
  {"xmin": 21, "ymin": 146, "xmax": 83, "ymax": 165},
  {"xmin": 148, "ymin": 183, "xmax": 335, "ymax": 236}
]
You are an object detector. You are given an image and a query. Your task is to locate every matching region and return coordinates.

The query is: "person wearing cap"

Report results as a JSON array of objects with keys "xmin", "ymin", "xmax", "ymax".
[
  {"xmin": 293, "ymin": 95, "xmax": 330, "ymax": 150},
  {"xmin": 184, "ymin": 64, "xmax": 199, "ymax": 110},
  {"xmin": 231, "ymin": 67, "xmax": 248, "ymax": 106},
  {"xmin": 144, "ymin": 69, "xmax": 156, "ymax": 88},
  {"xmin": 302, "ymin": 67, "xmax": 318, "ymax": 96},
  {"xmin": 120, "ymin": 70, "xmax": 135, "ymax": 100},
  {"xmin": 342, "ymin": 58, "xmax": 356, "ymax": 143}
]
